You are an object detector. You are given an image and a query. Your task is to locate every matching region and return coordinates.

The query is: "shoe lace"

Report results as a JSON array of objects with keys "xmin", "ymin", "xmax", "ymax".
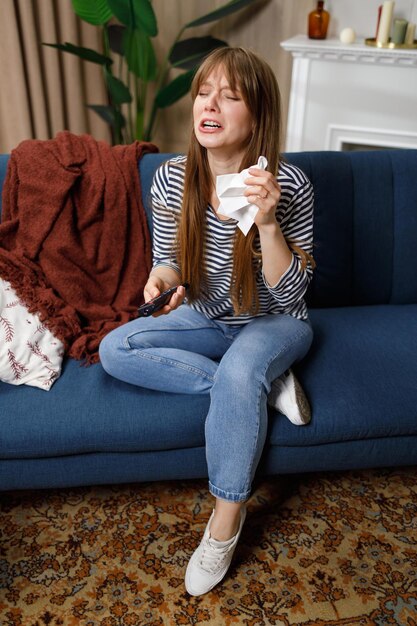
[{"xmin": 199, "ymin": 539, "xmax": 230, "ymax": 573}]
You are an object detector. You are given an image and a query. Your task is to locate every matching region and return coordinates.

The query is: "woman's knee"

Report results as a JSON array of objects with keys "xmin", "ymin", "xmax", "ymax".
[
  {"xmin": 295, "ymin": 320, "xmax": 313, "ymax": 359},
  {"xmin": 213, "ymin": 352, "xmax": 258, "ymax": 392}
]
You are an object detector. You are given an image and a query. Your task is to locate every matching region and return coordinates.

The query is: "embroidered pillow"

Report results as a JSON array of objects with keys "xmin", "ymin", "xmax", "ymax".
[{"xmin": 0, "ymin": 278, "xmax": 64, "ymax": 390}]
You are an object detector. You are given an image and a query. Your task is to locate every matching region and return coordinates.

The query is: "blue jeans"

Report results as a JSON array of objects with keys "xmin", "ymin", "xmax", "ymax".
[{"xmin": 99, "ymin": 305, "xmax": 313, "ymax": 502}]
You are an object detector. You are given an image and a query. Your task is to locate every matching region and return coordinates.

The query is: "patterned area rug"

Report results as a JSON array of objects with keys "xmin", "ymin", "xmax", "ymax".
[{"xmin": 1, "ymin": 467, "xmax": 417, "ymax": 626}]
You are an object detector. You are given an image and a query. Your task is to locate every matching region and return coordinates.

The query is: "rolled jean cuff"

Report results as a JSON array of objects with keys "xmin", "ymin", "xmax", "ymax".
[{"xmin": 209, "ymin": 481, "xmax": 251, "ymax": 503}]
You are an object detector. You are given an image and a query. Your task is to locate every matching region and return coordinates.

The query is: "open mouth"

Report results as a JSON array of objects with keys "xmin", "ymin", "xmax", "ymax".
[{"xmin": 201, "ymin": 120, "xmax": 222, "ymax": 130}]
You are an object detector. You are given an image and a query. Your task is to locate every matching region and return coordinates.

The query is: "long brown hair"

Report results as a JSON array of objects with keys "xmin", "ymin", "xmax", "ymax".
[{"xmin": 177, "ymin": 47, "xmax": 312, "ymax": 315}]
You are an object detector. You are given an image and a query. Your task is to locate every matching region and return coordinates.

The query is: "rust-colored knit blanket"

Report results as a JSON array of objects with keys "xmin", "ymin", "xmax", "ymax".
[{"xmin": 0, "ymin": 131, "xmax": 158, "ymax": 363}]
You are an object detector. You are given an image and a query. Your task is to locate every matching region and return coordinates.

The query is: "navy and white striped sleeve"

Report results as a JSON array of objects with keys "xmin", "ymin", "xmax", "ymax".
[
  {"xmin": 150, "ymin": 162, "xmax": 181, "ymax": 275},
  {"xmin": 263, "ymin": 174, "xmax": 314, "ymax": 308}
]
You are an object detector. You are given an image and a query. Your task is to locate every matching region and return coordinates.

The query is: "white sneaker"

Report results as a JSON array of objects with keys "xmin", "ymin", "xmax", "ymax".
[
  {"xmin": 268, "ymin": 368, "xmax": 311, "ymax": 425},
  {"xmin": 185, "ymin": 506, "xmax": 246, "ymax": 596}
]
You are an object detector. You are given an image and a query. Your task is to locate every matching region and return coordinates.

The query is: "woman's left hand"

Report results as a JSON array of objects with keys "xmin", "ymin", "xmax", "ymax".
[{"xmin": 244, "ymin": 167, "xmax": 281, "ymax": 228}]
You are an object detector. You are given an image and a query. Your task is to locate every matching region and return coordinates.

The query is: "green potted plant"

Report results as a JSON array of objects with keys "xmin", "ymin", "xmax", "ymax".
[{"xmin": 44, "ymin": 0, "xmax": 258, "ymax": 144}]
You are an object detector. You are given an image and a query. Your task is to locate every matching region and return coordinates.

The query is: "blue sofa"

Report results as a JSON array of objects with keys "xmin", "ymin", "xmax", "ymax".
[{"xmin": 1, "ymin": 149, "xmax": 417, "ymax": 491}]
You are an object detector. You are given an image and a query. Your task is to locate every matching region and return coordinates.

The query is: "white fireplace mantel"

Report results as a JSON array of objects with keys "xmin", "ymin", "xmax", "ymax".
[
  {"xmin": 282, "ymin": 34, "xmax": 417, "ymax": 67},
  {"xmin": 281, "ymin": 35, "xmax": 417, "ymax": 152}
]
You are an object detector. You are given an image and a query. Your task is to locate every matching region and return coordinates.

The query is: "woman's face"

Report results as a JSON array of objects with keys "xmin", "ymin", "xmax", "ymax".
[{"xmin": 193, "ymin": 66, "xmax": 253, "ymax": 159}]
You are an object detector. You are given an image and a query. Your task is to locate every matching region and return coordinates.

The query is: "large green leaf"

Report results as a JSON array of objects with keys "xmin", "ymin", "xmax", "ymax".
[
  {"xmin": 105, "ymin": 72, "xmax": 132, "ymax": 104},
  {"xmin": 43, "ymin": 42, "xmax": 112, "ymax": 66},
  {"xmin": 71, "ymin": 0, "xmax": 113, "ymax": 25},
  {"xmin": 123, "ymin": 28, "xmax": 157, "ymax": 80},
  {"xmin": 155, "ymin": 70, "xmax": 195, "ymax": 108},
  {"xmin": 107, "ymin": 0, "xmax": 157, "ymax": 36},
  {"xmin": 87, "ymin": 105, "xmax": 126, "ymax": 128},
  {"xmin": 170, "ymin": 37, "xmax": 228, "ymax": 70},
  {"xmin": 107, "ymin": 0, "xmax": 131, "ymax": 27},
  {"xmin": 186, "ymin": 0, "xmax": 255, "ymax": 28}
]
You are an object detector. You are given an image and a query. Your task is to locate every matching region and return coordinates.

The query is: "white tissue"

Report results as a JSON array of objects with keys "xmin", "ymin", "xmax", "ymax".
[{"xmin": 215, "ymin": 156, "xmax": 268, "ymax": 236}]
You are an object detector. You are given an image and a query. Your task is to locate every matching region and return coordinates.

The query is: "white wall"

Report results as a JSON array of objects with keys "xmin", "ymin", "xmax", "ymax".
[{"xmin": 323, "ymin": 0, "xmax": 417, "ymax": 38}]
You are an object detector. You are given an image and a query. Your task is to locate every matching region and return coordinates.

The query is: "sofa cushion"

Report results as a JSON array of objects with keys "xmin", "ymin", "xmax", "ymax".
[
  {"xmin": 1, "ymin": 304, "xmax": 416, "ymax": 462},
  {"xmin": 286, "ymin": 150, "xmax": 417, "ymax": 308},
  {"xmin": 273, "ymin": 304, "xmax": 417, "ymax": 446},
  {"xmin": 0, "ymin": 360, "xmax": 209, "ymax": 460},
  {"xmin": 139, "ymin": 150, "xmax": 417, "ymax": 309}
]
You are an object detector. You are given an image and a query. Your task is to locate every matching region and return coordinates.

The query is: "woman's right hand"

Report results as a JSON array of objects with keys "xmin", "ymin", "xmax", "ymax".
[{"xmin": 143, "ymin": 274, "xmax": 186, "ymax": 317}]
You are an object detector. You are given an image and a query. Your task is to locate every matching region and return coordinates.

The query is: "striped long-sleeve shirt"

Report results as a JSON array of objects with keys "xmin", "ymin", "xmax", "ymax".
[{"xmin": 150, "ymin": 155, "xmax": 314, "ymax": 324}]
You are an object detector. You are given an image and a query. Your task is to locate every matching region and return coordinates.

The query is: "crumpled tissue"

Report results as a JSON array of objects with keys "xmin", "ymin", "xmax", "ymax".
[{"xmin": 215, "ymin": 156, "xmax": 268, "ymax": 236}]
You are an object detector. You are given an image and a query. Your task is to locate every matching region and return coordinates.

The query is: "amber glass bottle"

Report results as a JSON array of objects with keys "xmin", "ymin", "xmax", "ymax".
[{"xmin": 308, "ymin": 1, "xmax": 330, "ymax": 39}]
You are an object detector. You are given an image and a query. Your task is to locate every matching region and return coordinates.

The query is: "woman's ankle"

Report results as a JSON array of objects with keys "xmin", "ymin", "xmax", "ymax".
[{"xmin": 209, "ymin": 502, "xmax": 244, "ymax": 541}]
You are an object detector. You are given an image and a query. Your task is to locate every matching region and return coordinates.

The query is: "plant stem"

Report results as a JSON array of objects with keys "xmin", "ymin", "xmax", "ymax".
[
  {"xmin": 103, "ymin": 24, "xmax": 122, "ymax": 144},
  {"xmin": 135, "ymin": 77, "xmax": 144, "ymax": 140},
  {"xmin": 143, "ymin": 25, "xmax": 186, "ymax": 141},
  {"xmin": 127, "ymin": 64, "xmax": 134, "ymax": 144}
]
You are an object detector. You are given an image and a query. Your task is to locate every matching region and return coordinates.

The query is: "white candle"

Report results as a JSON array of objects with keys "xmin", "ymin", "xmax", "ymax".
[
  {"xmin": 392, "ymin": 18, "xmax": 408, "ymax": 44},
  {"xmin": 405, "ymin": 22, "xmax": 416, "ymax": 44},
  {"xmin": 377, "ymin": 0, "xmax": 395, "ymax": 44}
]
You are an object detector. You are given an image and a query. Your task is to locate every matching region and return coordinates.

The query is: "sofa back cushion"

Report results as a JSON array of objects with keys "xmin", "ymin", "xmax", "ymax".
[
  {"xmin": 1, "ymin": 149, "xmax": 416, "ymax": 309},
  {"xmin": 287, "ymin": 150, "xmax": 417, "ymax": 308},
  {"xmin": 140, "ymin": 149, "xmax": 417, "ymax": 308}
]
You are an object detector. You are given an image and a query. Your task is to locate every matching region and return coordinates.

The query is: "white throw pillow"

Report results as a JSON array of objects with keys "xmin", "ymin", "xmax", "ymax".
[{"xmin": 0, "ymin": 278, "xmax": 64, "ymax": 390}]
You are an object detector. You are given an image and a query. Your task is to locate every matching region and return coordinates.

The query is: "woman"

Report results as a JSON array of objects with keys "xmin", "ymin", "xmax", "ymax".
[{"xmin": 99, "ymin": 47, "xmax": 315, "ymax": 596}]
